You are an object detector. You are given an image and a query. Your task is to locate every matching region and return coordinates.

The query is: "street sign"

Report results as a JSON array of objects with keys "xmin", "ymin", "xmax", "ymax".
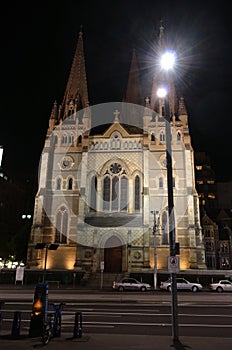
[
  {"xmin": 100, "ymin": 261, "xmax": 104, "ymax": 271},
  {"xmin": 168, "ymin": 256, "xmax": 180, "ymax": 273},
  {"xmin": 15, "ymin": 266, "xmax": 24, "ymax": 285}
]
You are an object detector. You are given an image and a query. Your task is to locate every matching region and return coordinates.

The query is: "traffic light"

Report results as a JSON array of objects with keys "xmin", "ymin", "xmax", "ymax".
[{"xmin": 175, "ymin": 242, "xmax": 180, "ymax": 255}]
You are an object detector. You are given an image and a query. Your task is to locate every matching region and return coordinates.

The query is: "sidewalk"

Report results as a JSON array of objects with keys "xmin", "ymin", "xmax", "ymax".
[
  {"xmin": 0, "ymin": 332, "xmax": 232, "ymax": 350},
  {"xmin": 1, "ymin": 284, "xmax": 232, "ymax": 349}
]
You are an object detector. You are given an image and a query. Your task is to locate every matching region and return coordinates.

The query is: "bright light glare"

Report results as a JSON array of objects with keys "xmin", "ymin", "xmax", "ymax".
[
  {"xmin": 157, "ymin": 87, "xmax": 167, "ymax": 98},
  {"xmin": 160, "ymin": 51, "xmax": 176, "ymax": 70}
]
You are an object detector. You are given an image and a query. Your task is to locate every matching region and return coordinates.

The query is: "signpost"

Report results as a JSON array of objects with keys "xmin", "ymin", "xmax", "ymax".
[
  {"xmin": 168, "ymin": 256, "xmax": 180, "ymax": 274},
  {"xmin": 100, "ymin": 261, "xmax": 104, "ymax": 289},
  {"xmin": 15, "ymin": 266, "xmax": 24, "ymax": 285}
]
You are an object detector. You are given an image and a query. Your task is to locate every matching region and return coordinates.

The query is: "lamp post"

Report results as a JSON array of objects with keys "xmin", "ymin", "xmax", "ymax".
[
  {"xmin": 35, "ymin": 243, "xmax": 59, "ymax": 283},
  {"xmin": 151, "ymin": 210, "xmax": 159, "ymax": 290},
  {"xmin": 157, "ymin": 50, "xmax": 179, "ymax": 342}
]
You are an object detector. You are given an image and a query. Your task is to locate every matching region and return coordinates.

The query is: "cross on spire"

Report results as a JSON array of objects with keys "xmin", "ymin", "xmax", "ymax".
[{"xmin": 113, "ymin": 109, "xmax": 120, "ymax": 122}]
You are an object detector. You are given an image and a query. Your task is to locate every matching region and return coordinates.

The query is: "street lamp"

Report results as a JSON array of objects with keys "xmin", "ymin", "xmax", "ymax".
[
  {"xmin": 151, "ymin": 210, "xmax": 159, "ymax": 290},
  {"xmin": 35, "ymin": 243, "xmax": 59, "ymax": 283},
  {"xmin": 157, "ymin": 50, "xmax": 179, "ymax": 342}
]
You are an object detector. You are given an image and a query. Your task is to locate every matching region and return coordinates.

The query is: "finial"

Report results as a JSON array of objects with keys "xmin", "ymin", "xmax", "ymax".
[
  {"xmin": 145, "ymin": 97, "xmax": 150, "ymax": 105},
  {"xmin": 80, "ymin": 24, "xmax": 83, "ymax": 33},
  {"xmin": 113, "ymin": 109, "xmax": 120, "ymax": 122},
  {"xmin": 159, "ymin": 20, "xmax": 164, "ymax": 45}
]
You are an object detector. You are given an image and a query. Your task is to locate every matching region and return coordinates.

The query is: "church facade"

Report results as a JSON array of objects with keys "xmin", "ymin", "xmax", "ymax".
[{"xmin": 26, "ymin": 26, "xmax": 206, "ymax": 274}]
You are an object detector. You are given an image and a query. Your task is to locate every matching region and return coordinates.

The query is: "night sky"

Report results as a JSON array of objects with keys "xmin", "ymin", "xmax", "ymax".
[{"xmin": 0, "ymin": 1, "xmax": 231, "ymax": 184}]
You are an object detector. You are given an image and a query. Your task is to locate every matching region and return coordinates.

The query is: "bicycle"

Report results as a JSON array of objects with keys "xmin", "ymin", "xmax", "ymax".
[{"xmin": 41, "ymin": 302, "xmax": 65, "ymax": 345}]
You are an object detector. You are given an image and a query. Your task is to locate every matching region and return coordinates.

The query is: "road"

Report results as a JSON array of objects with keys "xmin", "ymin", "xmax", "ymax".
[{"xmin": 1, "ymin": 288, "xmax": 232, "ymax": 339}]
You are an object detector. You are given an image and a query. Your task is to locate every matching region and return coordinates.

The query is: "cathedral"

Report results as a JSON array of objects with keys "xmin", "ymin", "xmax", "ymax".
[{"xmin": 26, "ymin": 25, "xmax": 206, "ymax": 274}]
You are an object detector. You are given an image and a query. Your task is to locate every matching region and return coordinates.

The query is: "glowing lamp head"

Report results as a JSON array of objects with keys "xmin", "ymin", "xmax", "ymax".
[
  {"xmin": 157, "ymin": 87, "xmax": 167, "ymax": 98},
  {"xmin": 160, "ymin": 51, "xmax": 176, "ymax": 71}
]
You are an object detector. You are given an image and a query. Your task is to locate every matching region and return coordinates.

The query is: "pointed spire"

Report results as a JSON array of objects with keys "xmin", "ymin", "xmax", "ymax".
[
  {"xmin": 178, "ymin": 96, "xmax": 187, "ymax": 116},
  {"xmin": 159, "ymin": 20, "xmax": 164, "ymax": 48},
  {"xmin": 61, "ymin": 27, "xmax": 90, "ymax": 119},
  {"xmin": 50, "ymin": 101, "xmax": 58, "ymax": 119},
  {"xmin": 49, "ymin": 101, "xmax": 58, "ymax": 130},
  {"xmin": 178, "ymin": 96, "xmax": 188, "ymax": 126},
  {"xmin": 124, "ymin": 49, "xmax": 142, "ymax": 105},
  {"xmin": 122, "ymin": 49, "xmax": 143, "ymax": 127}
]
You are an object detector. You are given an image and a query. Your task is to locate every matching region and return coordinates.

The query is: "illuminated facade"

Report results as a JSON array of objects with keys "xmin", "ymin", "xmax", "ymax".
[{"xmin": 27, "ymin": 26, "xmax": 206, "ymax": 274}]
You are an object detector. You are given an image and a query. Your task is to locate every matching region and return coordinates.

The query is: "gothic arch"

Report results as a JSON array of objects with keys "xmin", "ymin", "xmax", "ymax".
[
  {"xmin": 98, "ymin": 231, "xmax": 125, "ymax": 248},
  {"xmin": 67, "ymin": 176, "xmax": 74, "ymax": 190},
  {"xmin": 55, "ymin": 176, "xmax": 63, "ymax": 190},
  {"xmin": 104, "ymin": 235, "xmax": 123, "ymax": 273},
  {"xmin": 54, "ymin": 205, "xmax": 69, "ymax": 244},
  {"xmin": 99, "ymin": 158, "xmax": 130, "ymax": 177}
]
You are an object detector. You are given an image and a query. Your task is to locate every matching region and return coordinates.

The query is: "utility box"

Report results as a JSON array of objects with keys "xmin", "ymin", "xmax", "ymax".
[{"xmin": 29, "ymin": 283, "xmax": 48, "ymax": 337}]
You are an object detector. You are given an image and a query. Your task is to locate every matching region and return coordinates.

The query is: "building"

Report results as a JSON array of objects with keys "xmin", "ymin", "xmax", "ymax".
[
  {"xmin": 216, "ymin": 181, "xmax": 232, "ymax": 210},
  {"xmin": 201, "ymin": 211, "xmax": 232, "ymax": 270},
  {"xmin": 194, "ymin": 151, "xmax": 217, "ymax": 216},
  {"xmin": 26, "ymin": 25, "xmax": 206, "ymax": 275}
]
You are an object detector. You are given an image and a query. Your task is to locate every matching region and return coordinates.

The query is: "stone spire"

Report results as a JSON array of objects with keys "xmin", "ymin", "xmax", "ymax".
[
  {"xmin": 124, "ymin": 49, "xmax": 142, "ymax": 105},
  {"xmin": 49, "ymin": 100, "xmax": 58, "ymax": 130},
  {"xmin": 178, "ymin": 96, "xmax": 188, "ymax": 126},
  {"xmin": 122, "ymin": 49, "xmax": 143, "ymax": 127},
  {"xmin": 60, "ymin": 27, "xmax": 90, "ymax": 120},
  {"xmin": 178, "ymin": 96, "xmax": 187, "ymax": 116}
]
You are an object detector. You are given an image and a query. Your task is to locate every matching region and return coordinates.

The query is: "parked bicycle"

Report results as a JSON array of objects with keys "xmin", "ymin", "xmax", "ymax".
[{"xmin": 41, "ymin": 302, "xmax": 65, "ymax": 345}]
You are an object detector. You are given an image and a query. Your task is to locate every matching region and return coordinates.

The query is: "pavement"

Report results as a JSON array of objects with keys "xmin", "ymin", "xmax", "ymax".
[
  {"xmin": 0, "ymin": 332, "xmax": 232, "ymax": 350},
  {"xmin": 0, "ymin": 284, "xmax": 232, "ymax": 349}
]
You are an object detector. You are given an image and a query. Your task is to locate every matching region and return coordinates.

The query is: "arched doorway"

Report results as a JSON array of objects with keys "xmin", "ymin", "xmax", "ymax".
[{"xmin": 104, "ymin": 236, "xmax": 122, "ymax": 273}]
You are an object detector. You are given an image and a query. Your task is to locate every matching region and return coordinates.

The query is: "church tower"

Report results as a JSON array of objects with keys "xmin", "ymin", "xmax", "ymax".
[
  {"xmin": 27, "ymin": 24, "xmax": 206, "ymax": 274},
  {"xmin": 27, "ymin": 29, "xmax": 91, "ymax": 269}
]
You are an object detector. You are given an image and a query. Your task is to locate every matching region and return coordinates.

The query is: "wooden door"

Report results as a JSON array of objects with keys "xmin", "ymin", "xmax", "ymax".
[{"xmin": 104, "ymin": 236, "xmax": 122, "ymax": 273}]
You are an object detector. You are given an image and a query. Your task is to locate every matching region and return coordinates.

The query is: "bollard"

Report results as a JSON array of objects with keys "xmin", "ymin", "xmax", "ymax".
[
  {"xmin": 11, "ymin": 311, "xmax": 21, "ymax": 338},
  {"xmin": 0, "ymin": 302, "xmax": 3, "ymax": 331},
  {"xmin": 73, "ymin": 311, "xmax": 82, "ymax": 338},
  {"xmin": 53, "ymin": 313, "xmax": 61, "ymax": 337}
]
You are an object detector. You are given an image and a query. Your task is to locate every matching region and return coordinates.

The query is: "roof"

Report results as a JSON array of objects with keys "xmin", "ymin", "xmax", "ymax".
[{"xmin": 89, "ymin": 123, "xmax": 144, "ymax": 136}]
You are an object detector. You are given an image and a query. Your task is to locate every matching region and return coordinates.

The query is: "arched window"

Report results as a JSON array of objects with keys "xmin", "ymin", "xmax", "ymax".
[
  {"xmin": 160, "ymin": 131, "xmax": 165, "ymax": 142},
  {"xmin": 177, "ymin": 131, "xmax": 181, "ymax": 141},
  {"xmin": 121, "ymin": 176, "xmax": 128, "ymax": 210},
  {"xmin": 90, "ymin": 175, "xmax": 97, "ymax": 211},
  {"xmin": 134, "ymin": 175, "xmax": 140, "ymax": 210},
  {"xmin": 112, "ymin": 177, "xmax": 119, "ymax": 211},
  {"xmin": 172, "ymin": 177, "xmax": 175, "ymax": 188},
  {"xmin": 55, "ymin": 206, "xmax": 68, "ymax": 244},
  {"xmin": 103, "ymin": 173, "xmax": 129, "ymax": 212},
  {"xmin": 78, "ymin": 135, "xmax": 82, "ymax": 144},
  {"xmin": 103, "ymin": 176, "xmax": 110, "ymax": 211},
  {"xmin": 62, "ymin": 134, "xmax": 67, "ymax": 144},
  {"xmin": 151, "ymin": 133, "xmax": 155, "ymax": 142},
  {"xmin": 56, "ymin": 177, "xmax": 62, "ymax": 190},
  {"xmin": 53, "ymin": 134, "xmax": 58, "ymax": 145},
  {"xmin": 159, "ymin": 177, "xmax": 163, "ymax": 188},
  {"xmin": 69, "ymin": 133, "xmax": 74, "ymax": 144},
  {"xmin": 68, "ymin": 178, "xmax": 73, "ymax": 190},
  {"xmin": 161, "ymin": 211, "xmax": 169, "ymax": 245}
]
